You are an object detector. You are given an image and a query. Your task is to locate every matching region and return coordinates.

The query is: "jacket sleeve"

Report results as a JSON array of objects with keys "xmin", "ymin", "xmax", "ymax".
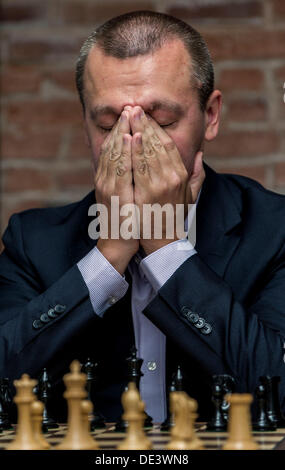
[
  {"xmin": 0, "ymin": 213, "xmax": 99, "ymax": 380},
  {"xmin": 143, "ymin": 252, "xmax": 285, "ymax": 408}
]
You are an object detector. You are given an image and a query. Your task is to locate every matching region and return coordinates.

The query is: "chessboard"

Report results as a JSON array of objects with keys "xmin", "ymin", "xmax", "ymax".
[{"xmin": 1, "ymin": 423, "xmax": 285, "ymax": 451}]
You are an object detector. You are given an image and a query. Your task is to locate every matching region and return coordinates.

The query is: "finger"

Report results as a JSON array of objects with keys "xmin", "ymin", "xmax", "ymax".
[
  {"xmin": 132, "ymin": 132, "xmax": 149, "ymax": 184},
  {"xmin": 107, "ymin": 111, "xmax": 131, "ymax": 179},
  {"xmin": 147, "ymin": 117, "xmax": 186, "ymax": 175},
  {"xmin": 115, "ymin": 133, "xmax": 133, "ymax": 186},
  {"xmin": 129, "ymin": 106, "xmax": 145, "ymax": 135},
  {"xmin": 95, "ymin": 123, "xmax": 117, "ymax": 185}
]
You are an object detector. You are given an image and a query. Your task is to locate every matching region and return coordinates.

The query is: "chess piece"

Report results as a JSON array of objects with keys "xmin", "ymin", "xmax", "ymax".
[
  {"xmin": 166, "ymin": 392, "xmax": 204, "ymax": 450},
  {"xmin": 223, "ymin": 394, "xmax": 259, "ymax": 450},
  {"xmin": 207, "ymin": 379, "xmax": 227, "ymax": 431},
  {"xmin": 0, "ymin": 378, "xmax": 12, "ymax": 430},
  {"xmin": 174, "ymin": 365, "xmax": 183, "ymax": 391},
  {"xmin": 161, "ymin": 364, "xmax": 184, "ymax": 431},
  {"xmin": 220, "ymin": 375, "xmax": 235, "ymax": 422},
  {"xmin": 187, "ymin": 396, "xmax": 204, "ymax": 450},
  {"xmin": 54, "ymin": 360, "xmax": 94, "ymax": 450},
  {"xmin": 35, "ymin": 368, "xmax": 58, "ymax": 430},
  {"xmin": 80, "ymin": 400, "xmax": 99, "ymax": 450},
  {"xmin": 253, "ymin": 384, "xmax": 276, "ymax": 431},
  {"xmin": 116, "ymin": 347, "xmax": 152, "ymax": 431},
  {"xmin": 160, "ymin": 377, "xmax": 176, "ymax": 431},
  {"xmin": 31, "ymin": 400, "xmax": 50, "ymax": 449},
  {"xmin": 7, "ymin": 374, "xmax": 43, "ymax": 450},
  {"xmin": 81, "ymin": 358, "xmax": 106, "ymax": 430},
  {"xmin": 117, "ymin": 382, "xmax": 152, "ymax": 450},
  {"xmin": 260, "ymin": 376, "xmax": 285, "ymax": 428}
]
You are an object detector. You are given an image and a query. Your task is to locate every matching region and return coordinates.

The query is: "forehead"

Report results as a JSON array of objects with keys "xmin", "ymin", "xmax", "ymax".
[{"xmin": 83, "ymin": 39, "xmax": 194, "ymax": 111}]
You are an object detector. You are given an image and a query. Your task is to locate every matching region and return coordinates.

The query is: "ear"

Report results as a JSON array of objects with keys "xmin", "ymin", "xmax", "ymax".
[{"xmin": 204, "ymin": 90, "xmax": 222, "ymax": 142}]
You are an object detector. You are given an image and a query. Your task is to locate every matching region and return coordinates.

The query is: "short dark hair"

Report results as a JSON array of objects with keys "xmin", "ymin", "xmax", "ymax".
[{"xmin": 75, "ymin": 10, "xmax": 214, "ymax": 112}]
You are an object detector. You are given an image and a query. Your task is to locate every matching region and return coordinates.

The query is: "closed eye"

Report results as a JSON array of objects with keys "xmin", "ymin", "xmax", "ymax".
[
  {"xmin": 98, "ymin": 126, "xmax": 113, "ymax": 132},
  {"xmin": 160, "ymin": 122, "xmax": 176, "ymax": 128}
]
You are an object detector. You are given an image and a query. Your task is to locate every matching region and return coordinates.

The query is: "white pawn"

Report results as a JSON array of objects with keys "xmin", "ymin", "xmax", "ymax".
[
  {"xmin": 31, "ymin": 400, "xmax": 50, "ymax": 450},
  {"xmin": 80, "ymin": 400, "xmax": 99, "ymax": 450}
]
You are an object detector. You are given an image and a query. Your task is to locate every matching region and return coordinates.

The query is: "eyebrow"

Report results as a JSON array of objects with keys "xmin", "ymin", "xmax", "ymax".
[{"xmin": 90, "ymin": 100, "xmax": 184, "ymax": 121}]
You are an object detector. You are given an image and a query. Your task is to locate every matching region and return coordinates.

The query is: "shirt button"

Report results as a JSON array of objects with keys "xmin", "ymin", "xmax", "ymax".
[
  {"xmin": 147, "ymin": 361, "xmax": 157, "ymax": 371},
  {"xmin": 108, "ymin": 296, "xmax": 117, "ymax": 305}
]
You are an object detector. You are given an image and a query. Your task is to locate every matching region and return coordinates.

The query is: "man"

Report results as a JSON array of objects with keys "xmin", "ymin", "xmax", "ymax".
[{"xmin": 1, "ymin": 11, "xmax": 285, "ymax": 423}]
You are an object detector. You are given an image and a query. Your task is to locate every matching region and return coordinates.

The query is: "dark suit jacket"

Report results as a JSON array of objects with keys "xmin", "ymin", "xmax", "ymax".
[{"xmin": 1, "ymin": 163, "xmax": 285, "ymax": 421}]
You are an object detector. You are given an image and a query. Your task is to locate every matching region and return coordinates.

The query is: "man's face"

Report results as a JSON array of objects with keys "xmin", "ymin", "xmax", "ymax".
[{"xmin": 83, "ymin": 39, "xmax": 208, "ymax": 175}]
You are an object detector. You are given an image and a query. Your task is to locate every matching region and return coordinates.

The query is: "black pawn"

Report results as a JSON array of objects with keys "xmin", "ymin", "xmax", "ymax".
[
  {"xmin": 0, "ymin": 378, "xmax": 12, "ymax": 430},
  {"xmin": 81, "ymin": 358, "xmax": 106, "ymax": 430},
  {"xmin": 253, "ymin": 384, "xmax": 276, "ymax": 431},
  {"xmin": 207, "ymin": 379, "xmax": 227, "ymax": 431},
  {"xmin": 115, "ymin": 346, "xmax": 152, "ymax": 432},
  {"xmin": 160, "ymin": 365, "xmax": 183, "ymax": 432},
  {"xmin": 36, "ymin": 369, "xmax": 58, "ymax": 430},
  {"xmin": 260, "ymin": 376, "xmax": 285, "ymax": 428}
]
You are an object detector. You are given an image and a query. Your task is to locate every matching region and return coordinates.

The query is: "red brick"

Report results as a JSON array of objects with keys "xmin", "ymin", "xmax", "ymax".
[
  {"xmin": 274, "ymin": 163, "xmax": 285, "ymax": 186},
  {"xmin": 0, "ymin": 65, "xmax": 43, "ymax": 94},
  {"xmin": 0, "ymin": 1, "xmax": 46, "ymax": 22},
  {"xmin": 216, "ymin": 165, "xmax": 266, "ymax": 186},
  {"xmin": 3, "ymin": 169, "xmax": 53, "ymax": 192},
  {"xmin": 5, "ymin": 100, "xmax": 82, "ymax": 128},
  {"xmin": 167, "ymin": 1, "xmax": 262, "ymax": 21},
  {"xmin": 204, "ymin": 31, "xmax": 285, "ymax": 61},
  {"xmin": 1, "ymin": 130, "xmax": 61, "ymax": 160},
  {"xmin": 275, "ymin": 66, "xmax": 285, "ymax": 81},
  {"xmin": 8, "ymin": 38, "xmax": 80, "ymax": 63},
  {"xmin": 226, "ymin": 98, "xmax": 268, "ymax": 121},
  {"xmin": 218, "ymin": 69, "xmax": 264, "ymax": 92},
  {"xmin": 206, "ymin": 131, "xmax": 280, "ymax": 158},
  {"xmin": 46, "ymin": 69, "xmax": 77, "ymax": 94},
  {"xmin": 61, "ymin": 1, "xmax": 155, "ymax": 25},
  {"xmin": 272, "ymin": 0, "xmax": 285, "ymax": 18},
  {"xmin": 56, "ymin": 169, "xmax": 93, "ymax": 189},
  {"xmin": 67, "ymin": 128, "xmax": 91, "ymax": 160}
]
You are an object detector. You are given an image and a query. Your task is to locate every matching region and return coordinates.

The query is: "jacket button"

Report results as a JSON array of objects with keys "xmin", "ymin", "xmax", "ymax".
[
  {"xmin": 47, "ymin": 308, "xmax": 57, "ymax": 319},
  {"xmin": 188, "ymin": 313, "xmax": 199, "ymax": 324},
  {"xmin": 40, "ymin": 313, "xmax": 50, "ymax": 323},
  {"xmin": 201, "ymin": 323, "xmax": 212, "ymax": 335},
  {"xmin": 32, "ymin": 319, "xmax": 43, "ymax": 330},
  {"xmin": 195, "ymin": 318, "xmax": 206, "ymax": 329},
  {"xmin": 54, "ymin": 304, "xmax": 66, "ymax": 313},
  {"xmin": 181, "ymin": 306, "xmax": 191, "ymax": 315}
]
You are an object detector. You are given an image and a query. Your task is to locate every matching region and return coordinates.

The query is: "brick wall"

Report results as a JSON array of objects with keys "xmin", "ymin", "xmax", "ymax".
[{"xmin": 1, "ymin": 0, "xmax": 285, "ymax": 241}]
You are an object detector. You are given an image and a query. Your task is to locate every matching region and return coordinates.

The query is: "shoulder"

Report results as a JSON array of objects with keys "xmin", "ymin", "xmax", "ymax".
[
  {"xmin": 2, "ymin": 191, "xmax": 95, "ymax": 250},
  {"xmin": 219, "ymin": 171, "xmax": 285, "ymax": 208}
]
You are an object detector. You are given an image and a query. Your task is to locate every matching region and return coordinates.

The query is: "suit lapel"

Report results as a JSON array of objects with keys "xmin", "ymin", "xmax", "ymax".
[{"xmin": 195, "ymin": 164, "xmax": 242, "ymax": 279}]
